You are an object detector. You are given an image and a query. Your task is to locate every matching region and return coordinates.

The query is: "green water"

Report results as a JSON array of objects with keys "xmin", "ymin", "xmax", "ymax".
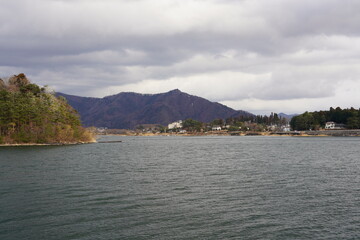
[{"xmin": 0, "ymin": 136, "xmax": 359, "ymax": 239}]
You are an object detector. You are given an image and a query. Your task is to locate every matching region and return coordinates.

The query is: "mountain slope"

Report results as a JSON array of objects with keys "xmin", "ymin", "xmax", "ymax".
[
  {"xmin": 278, "ymin": 113, "xmax": 298, "ymax": 120},
  {"xmin": 58, "ymin": 89, "xmax": 253, "ymax": 129}
]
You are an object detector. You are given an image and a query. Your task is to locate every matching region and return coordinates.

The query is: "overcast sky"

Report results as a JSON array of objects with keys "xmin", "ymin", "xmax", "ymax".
[{"xmin": 1, "ymin": 0, "xmax": 360, "ymax": 114}]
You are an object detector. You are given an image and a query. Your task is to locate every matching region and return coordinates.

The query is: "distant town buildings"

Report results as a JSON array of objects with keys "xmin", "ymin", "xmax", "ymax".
[{"xmin": 167, "ymin": 119, "xmax": 293, "ymax": 133}]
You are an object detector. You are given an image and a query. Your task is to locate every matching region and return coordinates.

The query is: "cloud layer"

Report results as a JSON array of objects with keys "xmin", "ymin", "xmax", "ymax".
[{"xmin": 1, "ymin": 0, "xmax": 360, "ymax": 114}]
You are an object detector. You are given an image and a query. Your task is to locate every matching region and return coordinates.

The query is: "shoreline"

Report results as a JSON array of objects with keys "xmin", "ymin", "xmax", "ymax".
[
  {"xmin": 98, "ymin": 129, "xmax": 360, "ymax": 137},
  {"xmin": 3, "ymin": 130, "xmax": 360, "ymax": 146},
  {"xmin": 0, "ymin": 141, "xmax": 96, "ymax": 147}
]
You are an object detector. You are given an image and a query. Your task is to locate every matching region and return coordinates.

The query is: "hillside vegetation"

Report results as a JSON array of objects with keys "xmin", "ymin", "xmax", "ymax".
[
  {"xmin": 290, "ymin": 107, "xmax": 360, "ymax": 130},
  {"xmin": 0, "ymin": 74, "xmax": 94, "ymax": 144}
]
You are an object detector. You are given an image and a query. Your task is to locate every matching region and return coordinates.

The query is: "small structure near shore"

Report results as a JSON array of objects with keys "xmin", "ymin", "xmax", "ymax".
[
  {"xmin": 211, "ymin": 126, "xmax": 222, "ymax": 131},
  {"xmin": 325, "ymin": 122, "xmax": 345, "ymax": 130}
]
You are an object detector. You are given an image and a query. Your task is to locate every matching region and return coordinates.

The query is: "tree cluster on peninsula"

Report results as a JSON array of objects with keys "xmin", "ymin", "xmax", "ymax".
[
  {"xmin": 290, "ymin": 107, "xmax": 360, "ymax": 131},
  {"xmin": 0, "ymin": 74, "xmax": 94, "ymax": 144}
]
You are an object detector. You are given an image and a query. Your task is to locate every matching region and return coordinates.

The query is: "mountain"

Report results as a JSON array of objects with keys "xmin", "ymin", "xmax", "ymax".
[
  {"xmin": 278, "ymin": 113, "xmax": 298, "ymax": 120},
  {"xmin": 58, "ymin": 89, "xmax": 253, "ymax": 129}
]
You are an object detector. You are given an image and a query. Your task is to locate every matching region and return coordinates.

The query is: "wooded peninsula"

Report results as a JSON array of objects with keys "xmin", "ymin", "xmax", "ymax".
[{"xmin": 0, "ymin": 74, "xmax": 94, "ymax": 145}]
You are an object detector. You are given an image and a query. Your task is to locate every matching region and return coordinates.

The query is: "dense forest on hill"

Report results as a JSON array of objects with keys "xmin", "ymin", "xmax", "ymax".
[
  {"xmin": 0, "ymin": 74, "xmax": 94, "ymax": 144},
  {"xmin": 226, "ymin": 112, "xmax": 288, "ymax": 126},
  {"xmin": 290, "ymin": 107, "xmax": 360, "ymax": 131}
]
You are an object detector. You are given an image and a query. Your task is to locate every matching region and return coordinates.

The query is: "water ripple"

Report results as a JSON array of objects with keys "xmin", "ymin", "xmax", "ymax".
[{"xmin": 1, "ymin": 136, "xmax": 360, "ymax": 239}]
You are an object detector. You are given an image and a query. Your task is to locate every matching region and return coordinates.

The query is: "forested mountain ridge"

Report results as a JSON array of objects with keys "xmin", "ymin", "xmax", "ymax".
[
  {"xmin": 58, "ymin": 89, "xmax": 254, "ymax": 129},
  {"xmin": 0, "ymin": 74, "xmax": 94, "ymax": 144}
]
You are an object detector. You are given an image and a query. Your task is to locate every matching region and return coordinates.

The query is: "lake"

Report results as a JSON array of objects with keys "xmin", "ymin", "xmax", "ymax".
[{"xmin": 0, "ymin": 136, "xmax": 359, "ymax": 239}]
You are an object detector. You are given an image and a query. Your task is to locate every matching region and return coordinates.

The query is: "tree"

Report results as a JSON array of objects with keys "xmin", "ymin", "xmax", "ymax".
[
  {"xmin": 0, "ymin": 74, "xmax": 94, "ymax": 144},
  {"xmin": 290, "ymin": 112, "xmax": 317, "ymax": 130},
  {"xmin": 0, "ymin": 79, "xmax": 6, "ymax": 90},
  {"xmin": 347, "ymin": 116, "xmax": 360, "ymax": 129},
  {"xmin": 291, "ymin": 107, "xmax": 360, "ymax": 130},
  {"xmin": 182, "ymin": 119, "xmax": 203, "ymax": 132},
  {"xmin": 211, "ymin": 118, "xmax": 224, "ymax": 126}
]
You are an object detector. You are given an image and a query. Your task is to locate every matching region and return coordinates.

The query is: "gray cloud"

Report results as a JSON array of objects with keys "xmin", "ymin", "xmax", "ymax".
[{"xmin": 1, "ymin": 0, "xmax": 360, "ymax": 114}]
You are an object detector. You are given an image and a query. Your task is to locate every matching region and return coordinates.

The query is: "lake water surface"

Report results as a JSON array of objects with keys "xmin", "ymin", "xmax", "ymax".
[{"xmin": 0, "ymin": 136, "xmax": 359, "ymax": 239}]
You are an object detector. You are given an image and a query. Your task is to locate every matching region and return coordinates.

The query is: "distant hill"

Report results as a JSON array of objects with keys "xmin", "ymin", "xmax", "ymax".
[
  {"xmin": 278, "ymin": 113, "xmax": 298, "ymax": 120},
  {"xmin": 58, "ymin": 89, "xmax": 253, "ymax": 129}
]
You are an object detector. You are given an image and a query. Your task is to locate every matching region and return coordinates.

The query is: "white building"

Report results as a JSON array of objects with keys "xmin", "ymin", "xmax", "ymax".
[
  {"xmin": 281, "ymin": 125, "xmax": 291, "ymax": 132},
  {"xmin": 168, "ymin": 120, "xmax": 183, "ymax": 129},
  {"xmin": 325, "ymin": 121, "xmax": 345, "ymax": 130},
  {"xmin": 325, "ymin": 122, "xmax": 336, "ymax": 129},
  {"xmin": 212, "ymin": 126, "xmax": 222, "ymax": 131}
]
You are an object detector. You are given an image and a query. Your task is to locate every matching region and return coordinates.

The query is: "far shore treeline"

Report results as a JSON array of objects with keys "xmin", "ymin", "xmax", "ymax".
[
  {"xmin": 290, "ymin": 107, "xmax": 360, "ymax": 130},
  {"xmin": 134, "ymin": 108, "xmax": 360, "ymax": 134},
  {"xmin": 133, "ymin": 113, "xmax": 289, "ymax": 134},
  {"xmin": 176, "ymin": 108, "xmax": 360, "ymax": 133},
  {"xmin": 0, "ymin": 74, "xmax": 94, "ymax": 144}
]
